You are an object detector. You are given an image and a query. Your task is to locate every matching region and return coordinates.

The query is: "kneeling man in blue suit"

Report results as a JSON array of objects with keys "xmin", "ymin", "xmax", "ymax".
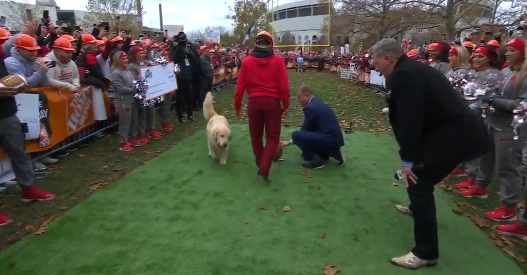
[{"xmin": 282, "ymin": 85, "xmax": 345, "ymax": 169}]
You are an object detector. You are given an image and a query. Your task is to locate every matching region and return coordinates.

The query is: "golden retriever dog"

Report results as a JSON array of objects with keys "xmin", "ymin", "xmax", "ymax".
[{"xmin": 203, "ymin": 92, "xmax": 231, "ymax": 165}]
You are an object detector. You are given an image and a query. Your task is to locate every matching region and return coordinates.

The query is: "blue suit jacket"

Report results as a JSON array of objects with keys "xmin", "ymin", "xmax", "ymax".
[{"xmin": 301, "ymin": 97, "xmax": 344, "ymax": 147}]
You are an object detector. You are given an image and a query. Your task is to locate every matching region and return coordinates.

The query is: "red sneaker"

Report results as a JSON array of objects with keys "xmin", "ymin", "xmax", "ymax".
[
  {"xmin": 138, "ymin": 135, "xmax": 150, "ymax": 144},
  {"xmin": 496, "ymin": 221, "xmax": 527, "ymax": 241},
  {"xmin": 485, "ymin": 206, "xmax": 516, "ymax": 222},
  {"xmin": 161, "ymin": 122, "xmax": 174, "ymax": 132},
  {"xmin": 0, "ymin": 211, "xmax": 12, "ymax": 227},
  {"xmin": 21, "ymin": 186, "xmax": 55, "ymax": 203},
  {"xmin": 450, "ymin": 168, "xmax": 466, "ymax": 176},
  {"xmin": 459, "ymin": 186, "xmax": 488, "ymax": 199},
  {"xmin": 120, "ymin": 143, "xmax": 134, "ymax": 152},
  {"xmin": 128, "ymin": 137, "xmax": 142, "ymax": 147},
  {"xmin": 455, "ymin": 178, "xmax": 475, "ymax": 190},
  {"xmin": 148, "ymin": 129, "xmax": 162, "ymax": 139}
]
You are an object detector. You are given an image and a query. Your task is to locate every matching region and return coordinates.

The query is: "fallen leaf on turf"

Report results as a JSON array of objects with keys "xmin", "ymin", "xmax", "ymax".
[
  {"xmin": 282, "ymin": 206, "xmax": 291, "ymax": 212},
  {"xmin": 243, "ymin": 220, "xmax": 249, "ymax": 224},
  {"xmin": 24, "ymin": 225, "xmax": 35, "ymax": 233},
  {"xmin": 316, "ymin": 185, "xmax": 322, "ymax": 190},
  {"xmin": 321, "ymin": 233, "xmax": 327, "ymax": 239},
  {"xmin": 101, "ymin": 165, "xmax": 108, "ymax": 169},
  {"xmin": 324, "ymin": 264, "xmax": 340, "ymax": 275},
  {"xmin": 259, "ymin": 206, "xmax": 268, "ymax": 210},
  {"xmin": 272, "ymin": 213, "xmax": 277, "ymax": 217},
  {"xmin": 301, "ymin": 172, "xmax": 313, "ymax": 178},
  {"xmin": 392, "ymin": 183, "xmax": 399, "ymax": 187},
  {"xmin": 455, "ymin": 201, "xmax": 478, "ymax": 209},
  {"xmin": 439, "ymin": 183, "xmax": 452, "ymax": 192},
  {"xmin": 245, "ymin": 234, "xmax": 251, "ymax": 237},
  {"xmin": 467, "ymin": 214, "xmax": 489, "ymax": 228},
  {"xmin": 34, "ymin": 216, "xmax": 55, "ymax": 235},
  {"xmin": 452, "ymin": 208, "xmax": 463, "ymax": 215}
]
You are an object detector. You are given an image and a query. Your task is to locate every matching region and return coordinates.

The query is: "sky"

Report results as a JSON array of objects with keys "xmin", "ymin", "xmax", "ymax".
[{"xmin": 55, "ymin": 0, "xmax": 299, "ymax": 32}]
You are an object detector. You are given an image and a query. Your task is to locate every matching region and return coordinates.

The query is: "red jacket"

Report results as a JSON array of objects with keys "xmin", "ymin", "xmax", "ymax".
[{"xmin": 234, "ymin": 48, "xmax": 290, "ymax": 111}]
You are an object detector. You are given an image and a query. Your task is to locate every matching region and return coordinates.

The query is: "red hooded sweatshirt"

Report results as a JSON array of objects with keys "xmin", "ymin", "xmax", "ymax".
[{"xmin": 234, "ymin": 47, "xmax": 290, "ymax": 112}]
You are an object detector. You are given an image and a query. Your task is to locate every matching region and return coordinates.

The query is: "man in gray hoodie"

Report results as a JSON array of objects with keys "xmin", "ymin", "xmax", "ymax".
[{"xmin": 200, "ymin": 47, "xmax": 214, "ymax": 102}]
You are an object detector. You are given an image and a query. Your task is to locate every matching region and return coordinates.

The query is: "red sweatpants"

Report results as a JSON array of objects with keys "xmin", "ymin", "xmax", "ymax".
[{"xmin": 247, "ymin": 96, "xmax": 282, "ymax": 175}]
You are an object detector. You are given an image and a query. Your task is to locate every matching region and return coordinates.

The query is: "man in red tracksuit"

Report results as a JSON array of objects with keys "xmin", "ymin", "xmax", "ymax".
[{"xmin": 234, "ymin": 31, "xmax": 290, "ymax": 181}]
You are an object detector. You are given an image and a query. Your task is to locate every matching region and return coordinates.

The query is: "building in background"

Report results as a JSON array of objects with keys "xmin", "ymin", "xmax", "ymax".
[
  {"xmin": 164, "ymin": 25, "xmax": 184, "ymax": 37},
  {"xmin": 270, "ymin": 0, "xmax": 329, "ymax": 45}
]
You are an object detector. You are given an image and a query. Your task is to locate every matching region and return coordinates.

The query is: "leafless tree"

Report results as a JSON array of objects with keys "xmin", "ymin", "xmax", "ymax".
[{"xmin": 0, "ymin": 0, "xmax": 44, "ymax": 31}]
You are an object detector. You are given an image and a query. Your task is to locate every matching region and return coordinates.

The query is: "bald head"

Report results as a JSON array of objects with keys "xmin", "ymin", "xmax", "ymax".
[{"xmin": 297, "ymin": 85, "xmax": 314, "ymax": 107}]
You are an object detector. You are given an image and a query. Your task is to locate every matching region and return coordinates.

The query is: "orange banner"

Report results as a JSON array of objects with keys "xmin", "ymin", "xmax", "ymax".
[
  {"xmin": 0, "ymin": 86, "xmax": 115, "ymax": 159},
  {"xmin": 0, "ymin": 66, "xmax": 238, "ymax": 161}
]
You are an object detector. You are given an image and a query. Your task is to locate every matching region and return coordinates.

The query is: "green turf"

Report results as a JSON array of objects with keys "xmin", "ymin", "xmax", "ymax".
[{"xmin": 0, "ymin": 125, "xmax": 521, "ymax": 274}]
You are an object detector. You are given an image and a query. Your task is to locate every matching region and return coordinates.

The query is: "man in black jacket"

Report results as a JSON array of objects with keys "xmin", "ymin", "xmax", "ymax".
[
  {"xmin": 169, "ymin": 33, "xmax": 195, "ymax": 123},
  {"xmin": 189, "ymin": 42, "xmax": 202, "ymax": 111},
  {"xmin": 369, "ymin": 39, "xmax": 491, "ymax": 270},
  {"xmin": 0, "ymin": 52, "xmax": 55, "ymax": 227}
]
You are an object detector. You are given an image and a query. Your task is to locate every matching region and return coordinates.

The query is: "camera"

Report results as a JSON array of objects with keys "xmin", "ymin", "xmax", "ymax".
[{"xmin": 174, "ymin": 31, "xmax": 188, "ymax": 46}]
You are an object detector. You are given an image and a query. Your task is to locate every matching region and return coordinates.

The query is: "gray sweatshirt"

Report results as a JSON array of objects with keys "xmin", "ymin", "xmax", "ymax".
[
  {"xmin": 446, "ymin": 67, "xmax": 469, "ymax": 79},
  {"xmin": 110, "ymin": 67, "xmax": 136, "ymax": 103},
  {"xmin": 127, "ymin": 62, "xmax": 141, "ymax": 79},
  {"xmin": 429, "ymin": 61, "xmax": 450, "ymax": 75},
  {"xmin": 487, "ymin": 68, "xmax": 527, "ymax": 131}
]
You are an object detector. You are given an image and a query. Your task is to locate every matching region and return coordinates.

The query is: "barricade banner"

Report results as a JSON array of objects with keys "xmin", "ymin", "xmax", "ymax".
[
  {"xmin": 0, "ymin": 86, "xmax": 116, "ymax": 159},
  {"xmin": 0, "ymin": 67, "xmax": 237, "ymax": 165}
]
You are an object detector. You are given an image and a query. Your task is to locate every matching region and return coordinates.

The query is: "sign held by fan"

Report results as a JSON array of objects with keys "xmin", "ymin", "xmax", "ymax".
[{"xmin": 140, "ymin": 63, "xmax": 177, "ymax": 100}]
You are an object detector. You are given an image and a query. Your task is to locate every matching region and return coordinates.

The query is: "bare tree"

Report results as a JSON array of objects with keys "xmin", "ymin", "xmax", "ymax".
[
  {"xmin": 329, "ymin": 0, "xmax": 435, "ymax": 42},
  {"xmin": 84, "ymin": 0, "xmax": 144, "ymax": 34},
  {"xmin": 0, "ymin": 0, "xmax": 44, "ymax": 31},
  {"xmin": 406, "ymin": 0, "xmax": 527, "ymax": 40}
]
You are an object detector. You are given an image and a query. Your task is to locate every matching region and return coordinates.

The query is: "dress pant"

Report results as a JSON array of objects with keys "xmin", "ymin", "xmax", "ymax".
[
  {"xmin": 175, "ymin": 78, "xmax": 193, "ymax": 119},
  {"xmin": 192, "ymin": 77, "xmax": 201, "ymax": 109},
  {"xmin": 291, "ymin": 130, "xmax": 339, "ymax": 159},
  {"xmin": 408, "ymin": 160, "xmax": 458, "ymax": 260},
  {"xmin": 247, "ymin": 96, "xmax": 282, "ymax": 174}
]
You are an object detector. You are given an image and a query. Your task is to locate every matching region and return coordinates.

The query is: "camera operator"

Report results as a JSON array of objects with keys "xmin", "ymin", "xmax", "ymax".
[{"xmin": 170, "ymin": 32, "xmax": 195, "ymax": 124}]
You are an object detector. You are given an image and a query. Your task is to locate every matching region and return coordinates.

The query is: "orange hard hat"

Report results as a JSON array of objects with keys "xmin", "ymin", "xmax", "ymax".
[
  {"xmin": 101, "ymin": 37, "xmax": 108, "ymax": 42},
  {"xmin": 14, "ymin": 34, "xmax": 40, "ymax": 51},
  {"xmin": 130, "ymin": 40, "xmax": 136, "ymax": 46},
  {"xmin": 487, "ymin": 40, "xmax": 500, "ymax": 47},
  {"xmin": 255, "ymin": 31, "xmax": 273, "ymax": 46},
  {"xmin": 61, "ymin": 34, "xmax": 76, "ymax": 42},
  {"xmin": 0, "ymin": 28, "xmax": 12, "ymax": 40},
  {"xmin": 53, "ymin": 37, "xmax": 75, "ymax": 51},
  {"xmin": 81, "ymin": 34, "xmax": 96, "ymax": 45},
  {"xmin": 462, "ymin": 41, "xmax": 473, "ymax": 48},
  {"xmin": 96, "ymin": 40, "xmax": 105, "ymax": 46},
  {"xmin": 111, "ymin": 36, "xmax": 124, "ymax": 43},
  {"xmin": 406, "ymin": 49, "xmax": 418, "ymax": 58}
]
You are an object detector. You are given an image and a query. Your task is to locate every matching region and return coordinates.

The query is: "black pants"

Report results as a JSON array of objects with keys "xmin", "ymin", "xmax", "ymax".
[
  {"xmin": 176, "ymin": 79, "xmax": 193, "ymax": 119},
  {"xmin": 192, "ymin": 77, "xmax": 201, "ymax": 109},
  {"xmin": 201, "ymin": 78, "xmax": 213, "ymax": 102},
  {"xmin": 408, "ymin": 160, "xmax": 458, "ymax": 260}
]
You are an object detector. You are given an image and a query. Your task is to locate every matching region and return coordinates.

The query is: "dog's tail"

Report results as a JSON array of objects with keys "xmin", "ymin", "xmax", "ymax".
[{"xmin": 203, "ymin": 92, "xmax": 217, "ymax": 121}]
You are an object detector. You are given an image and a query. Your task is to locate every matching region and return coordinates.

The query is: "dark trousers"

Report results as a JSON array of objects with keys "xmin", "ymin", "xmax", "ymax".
[
  {"xmin": 247, "ymin": 96, "xmax": 282, "ymax": 174},
  {"xmin": 175, "ymin": 79, "xmax": 193, "ymax": 119},
  {"xmin": 291, "ymin": 130, "xmax": 339, "ymax": 159},
  {"xmin": 192, "ymin": 77, "xmax": 201, "ymax": 109},
  {"xmin": 201, "ymin": 78, "xmax": 213, "ymax": 104},
  {"xmin": 408, "ymin": 160, "xmax": 458, "ymax": 260}
]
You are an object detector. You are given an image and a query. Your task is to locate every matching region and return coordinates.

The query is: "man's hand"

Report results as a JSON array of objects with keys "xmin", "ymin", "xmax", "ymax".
[
  {"xmin": 280, "ymin": 140, "xmax": 292, "ymax": 147},
  {"xmin": 36, "ymin": 58, "xmax": 53, "ymax": 73},
  {"xmin": 401, "ymin": 166, "xmax": 418, "ymax": 187},
  {"xmin": 235, "ymin": 111, "xmax": 242, "ymax": 120},
  {"xmin": 281, "ymin": 109, "xmax": 288, "ymax": 119}
]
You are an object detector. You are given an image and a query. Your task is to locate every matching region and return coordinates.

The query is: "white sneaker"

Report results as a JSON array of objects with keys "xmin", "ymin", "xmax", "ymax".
[
  {"xmin": 39, "ymin": 156, "xmax": 58, "ymax": 165},
  {"xmin": 382, "ymin": 107, "xmax": 389, "ymax": 114},
  {"xmin": 33, "ymin": 162, "xmax": 47, "ymax": 172}
]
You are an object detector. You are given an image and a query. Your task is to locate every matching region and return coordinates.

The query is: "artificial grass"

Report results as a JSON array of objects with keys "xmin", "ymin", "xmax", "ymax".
[{"xmin": 0, "ymin": 125, "xmax": 521, "ymax": 274}]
